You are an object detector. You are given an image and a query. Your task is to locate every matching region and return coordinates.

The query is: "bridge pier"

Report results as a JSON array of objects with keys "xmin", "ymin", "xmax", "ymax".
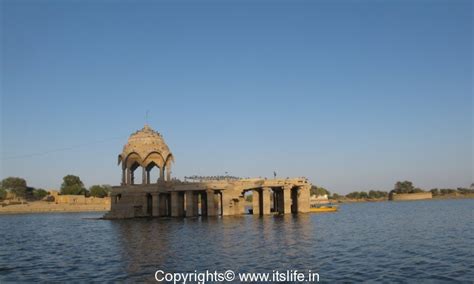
[
  {"xmin": 185, "ymin": 191, "xmax": 199, "ymax": 217},
  {"xmin": 252, "ymin": 187, "xmax": 271, "ymax": 215},
  {"xmin": 206, "ymin": 190, "xmax": 218, "ymax": 216},
  {"xmin": 152, "ymin": 193, "xmax": 159, "ymax": 217},
  {"xmin": 252, "ymin": 189, "xmax": 260, "ymax": 215},
  {"xmin": 159, "ymin": 193, "xmax": 169, "ymax": 216},
  {"xmin": 221, "ymin": 191, "xmax": 232, "ymax": 216},
  {"xmin": 238, "ymin": 196, "xmax": 246, "ymax": 214},
  {"xmin": 262, "ymin": 187, "xmax": 271, "ymax": 215},
  {"xmin": 219, "ymin": 189, "xmax": 246, "ymax": 216},
  {"xmin": 171, "ymin": 191, "xmax": 185, "ymax": 217},
  {"xmin": 283, "ymin": 186, "xmax": 292, "ymax": 214},
  {"xmin": 297, "ymin": 185, "xmax": 310, "ymax": 213}
]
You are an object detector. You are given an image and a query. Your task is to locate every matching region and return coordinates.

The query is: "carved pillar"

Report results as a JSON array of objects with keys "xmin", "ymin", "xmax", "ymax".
[
  {"xmin": 160, "ymin": 167, "xmax": 165, "ymax": 181},
  {"xmin": 171, "ymin": 192, "xmax": 184, "ymax": 217},
  {"xmin": 238, "ymin": 196, "xmax": 246, "ymax": 214},
  {"xmin": 261, "ymin": 187, "xmax": 271, "ymax": 215},
  {"xmin": 142, "ymin": 166, "xmax": 147, "ymax": 184},
  {"xmin": 252, "ymin": 189, "xmax": 259, "ymax": 215},
  {"xmin": 206, "ymin": 190, "xmax": 217, "ymax": 216},
  {"xmin": 252, "ymin": 189, "xmax": 261, "ymax": 215},
  {"xmin": 166, "ymin": 164, "xmax": 171, "ymax": 181},
  {"xmin": 159, "ymin": 194, "xmax": 168, "ymax": 216},
  {"xmin": 121, "ymin": 168, "xmax": 126, "ymax": 185},
  {"xmin": 185, "ymin": 191, "xmax": 198, "ymax": 217},
  {"xmin": 200, "ymin": 192, "xmax": 207, "ymax": 216},
  {"xmin": 283, "ymin": 186, "xmax": 292, "ymax": 214},
  {"xmin": 130, "ymin": 169, "xmax": 135, "ymax": 185},
  {"xmin": 126, "ymin": 168, "xmax": 131, "ymax": 185},
  {"xmin": 297, "ymin": 185, "xmax": 311, "ymax": 213},
  {"xmin": 193, "ymin": 193, "xmax": 199, "ymax": 216},
  {"xmin": 221, "ymin": 191, "xmax": 233, "ymax": 216},
  {"xmin": 152, "ymin": 193, "xmax": 159, "ymax": 217},
  {"xmin": 272, "ymin": 188, "xmax": 284, "ymax": 214}
]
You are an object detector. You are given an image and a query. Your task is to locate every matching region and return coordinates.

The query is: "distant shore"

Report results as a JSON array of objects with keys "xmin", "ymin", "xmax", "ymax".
[
  {"xmin": 0, "ymin": 201, "xmax": 110, "ymax": 215},
  {"xmin": 1, "ymin": 194, "xmax": 472, "ymax": 215},
  {"xmin": 334, "ymin": 193, "xmax": 474, "ymax": 204}
]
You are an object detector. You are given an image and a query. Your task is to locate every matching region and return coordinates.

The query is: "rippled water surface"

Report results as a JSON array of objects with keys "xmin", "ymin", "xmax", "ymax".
[{"xmin": 0, "ymin": 199, "xmax": 473, "ymax": 282}]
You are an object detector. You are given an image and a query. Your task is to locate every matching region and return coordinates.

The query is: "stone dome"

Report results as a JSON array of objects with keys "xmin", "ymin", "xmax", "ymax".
[{"xmin": 118, "ymin": 125, "xmax": 174, "ymax": 172}]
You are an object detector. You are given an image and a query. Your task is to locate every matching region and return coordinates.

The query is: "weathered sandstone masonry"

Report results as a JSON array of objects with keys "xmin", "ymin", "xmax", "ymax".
[
  {"xmin": 105, "ymin": 178, "xmax": 311, "ymax": 218},
  {"xmin": 389, "ymin": 192, "xmax": 432, "ymax": 201},
  {"xmin": 104, "ymin": 125, "xmax": 311, "ymax": 219}
]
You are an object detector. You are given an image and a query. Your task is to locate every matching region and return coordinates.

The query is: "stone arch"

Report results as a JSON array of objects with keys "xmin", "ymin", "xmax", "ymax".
[
  {"xmin": 163, "ymin": 154, "xmax": 174, "ymax": 181},
  {"xmin": 145, "ymin": 161, "xmax": 160, "ymax": 184},
  {"xmin": 124, "ymin": 152, "xmax": 143, "ymax": 168},
  {"xmin": 119, "ymin": 152, "xmax": 143, "ymax": 185},
  {"xmin": 129, "ymin": 161, "xmax": 141, "ymax": 185},
  {"xmin": 143, "ymin": 152, "xmax": 165, "ymax": 169}
]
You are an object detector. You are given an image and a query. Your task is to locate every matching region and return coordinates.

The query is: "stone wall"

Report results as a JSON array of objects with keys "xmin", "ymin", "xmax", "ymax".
[
  {"xmin": 389, "ymin": 192, "xmax": 432, "ymax": 201},
  {"xmin": 54, "ymin": 195, "xmax": 111, "ymax": 205},
  {"xmin": 0, "ymin": 201, "xmax": 110, "ymax": 214}
]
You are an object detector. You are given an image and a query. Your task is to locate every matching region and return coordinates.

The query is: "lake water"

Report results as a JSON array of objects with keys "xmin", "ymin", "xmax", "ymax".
[{"xmin": 0, "ymin": 199, "xmax": 472, "ymax": 282}]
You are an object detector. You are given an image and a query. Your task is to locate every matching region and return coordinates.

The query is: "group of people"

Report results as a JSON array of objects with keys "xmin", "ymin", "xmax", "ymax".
[{"xmin": 184, "ymin": 175, "xmax": 242, "ymax": 182}]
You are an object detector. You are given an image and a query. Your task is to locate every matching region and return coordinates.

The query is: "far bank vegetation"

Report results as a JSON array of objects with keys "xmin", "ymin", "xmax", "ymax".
[
  {"xmin": 310, "ymin": 181, "xmax": 474, "ymax": 202},
  {"xmin": 1, "ymin": 175, "xmax": 111, "ymax": 206}
]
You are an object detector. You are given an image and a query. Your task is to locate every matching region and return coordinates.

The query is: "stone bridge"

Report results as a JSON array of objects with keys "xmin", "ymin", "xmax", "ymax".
[{"xmin": 104, "ymin": 178, "xmax": 311, "ymax": 219}]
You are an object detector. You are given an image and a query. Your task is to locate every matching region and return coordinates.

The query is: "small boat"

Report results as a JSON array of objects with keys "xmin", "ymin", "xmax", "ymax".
[{"xmin": 310, "ymin": 204, "xmax": 338, "ymax": 213}]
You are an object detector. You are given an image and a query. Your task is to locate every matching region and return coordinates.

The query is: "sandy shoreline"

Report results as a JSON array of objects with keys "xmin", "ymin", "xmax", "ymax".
[{"xmin": 0, "ymin": 202, "xmax": 110, "ymax": 215}]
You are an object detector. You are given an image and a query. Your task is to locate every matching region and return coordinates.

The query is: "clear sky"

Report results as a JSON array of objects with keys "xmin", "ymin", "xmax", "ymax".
[{"xmin": 1, "ymin": 0, "xmax": 472, "ymax": 194}]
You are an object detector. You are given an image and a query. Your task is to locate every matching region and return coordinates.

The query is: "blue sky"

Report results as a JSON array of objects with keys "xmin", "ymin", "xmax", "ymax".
[{"xmin": 1, "ymin": 0, "xmax": 472, "ymax": 193}]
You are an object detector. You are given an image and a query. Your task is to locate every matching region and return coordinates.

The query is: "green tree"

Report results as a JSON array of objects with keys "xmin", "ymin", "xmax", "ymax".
[
  {"xmin": 430, "ymin": 188, "xmax": 439, "ymax": 196},
  {"xmin": 0, "ymin": 188, "xmax": 6, "ymax": 200},
  {"xmin": 359, "ymin": 191, "xmax": 369, "ymax": 199},
  {"xmin": 412, "ymin": 187, "xmax": 424, "ymax": 193},
  {"xmin": 368, "ymin": 190, "xmax": 378, "ymax": 199},
  {"xmin": 60, "ymin": 175, "xmax": 87, "ymax": 195},
  {"xmin": 368, "ymin": 190, "xmax": 388, "ymax": 199},
  {"xmin": 457, "ymin": 187, "xmax": 474, "ymax": 195},
  {"xmin": 440, "ymin": 188, "xmax": 456, "ymax": 195},
  {"xmin": 0, "ymin": 177, "xmax": 28, "ymax": 198},
  {"xmin": 32, "ymin": 188, "xmax": 49, "ymax": 200},
  {"xmin": 368, "ymin": 190, "xmax": 377, "ymax": 199},
  {"xmin": 393, "ymin": 181, "xmax": 415, "ymax": 194},
  {"xmin": 310, "ymin": 186, "xmax": 330, "ymax": 197},
  {"xmin": 89, "ymin": 185, "xmax": 110, "ymax": 198},
  {"xmin": 331, "ymin": 193, "xmax": 343, "ymax": 200},
  {"xmin": 346, "ymin": 192, "xmax": 360, "ymax": 199}
]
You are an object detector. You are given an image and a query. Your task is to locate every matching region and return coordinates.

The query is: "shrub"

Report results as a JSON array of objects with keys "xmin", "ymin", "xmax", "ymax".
[
  {"xmin": 89, "ymin": 185, "xmax": 110, "ymax": 198},
  {"xmin": 60, "ymin": 175, "xmax": 87, "ymax": 195}
]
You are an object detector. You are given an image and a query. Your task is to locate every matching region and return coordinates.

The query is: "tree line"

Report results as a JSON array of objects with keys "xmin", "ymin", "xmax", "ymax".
[
  {"xmin": 310, "ymin": 181, "xmax": 474, "ymax": 200},
  {"xmin": 0, "ymin": 175, "xmax": 111, "ymax": 201}
]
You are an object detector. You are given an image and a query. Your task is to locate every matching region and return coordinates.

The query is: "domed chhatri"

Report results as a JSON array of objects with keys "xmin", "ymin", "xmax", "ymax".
[{"xmin": 118, "ymin": 124, "xmax": 174, "ymax": 184}]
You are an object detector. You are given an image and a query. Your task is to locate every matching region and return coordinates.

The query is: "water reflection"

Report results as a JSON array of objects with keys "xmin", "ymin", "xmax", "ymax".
[{"xmin": 0, "ymin": 200, "xmax": 472, "ymax": 282}]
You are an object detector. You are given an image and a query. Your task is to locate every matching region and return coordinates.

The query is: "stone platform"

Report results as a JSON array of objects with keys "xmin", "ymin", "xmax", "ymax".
[{"xmin": 104, "ymin": 178, "xmax": 311, "ymax": 219}]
